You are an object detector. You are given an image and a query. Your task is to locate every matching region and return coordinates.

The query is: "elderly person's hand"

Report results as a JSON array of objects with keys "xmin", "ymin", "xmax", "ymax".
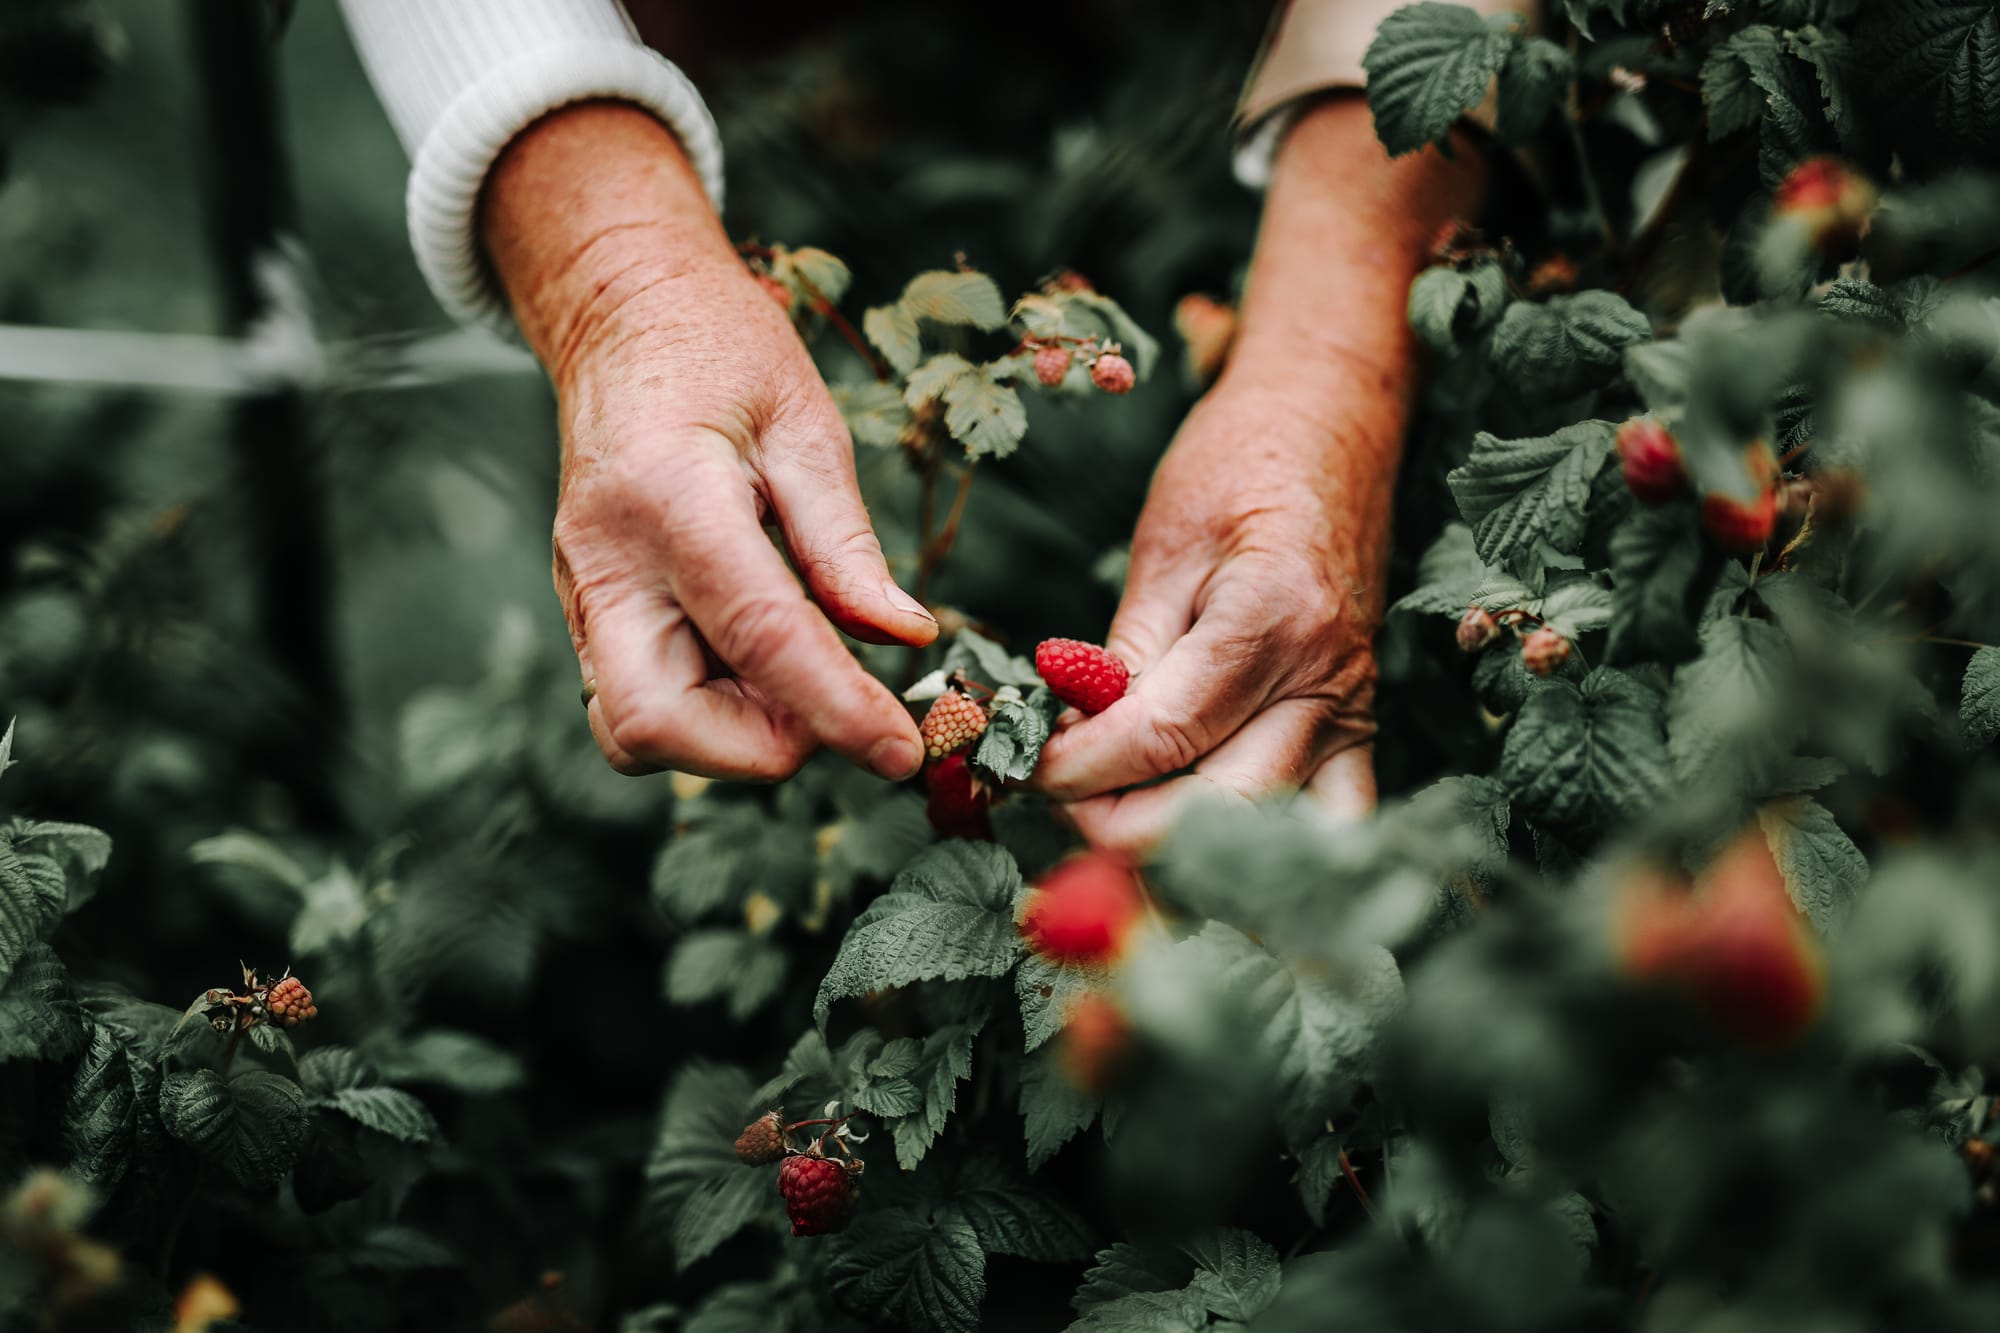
[
  {"xmin": 1033, "ymin": 97, "xmax": 1485, "ymax": 852},
  {"xmin": 483, "ymin": 102, "xmax": 936, "ymax": 781}
]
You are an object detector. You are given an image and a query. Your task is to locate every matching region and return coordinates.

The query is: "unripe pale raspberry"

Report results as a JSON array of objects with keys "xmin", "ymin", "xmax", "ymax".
[
  {"xmin": 265, "ymin": 975, "xmax": 318, "ymax": 1029},
  {"xmin": 734, "ymin": 1111, "xmax": 788, "ymax": 1165},
  {"xmin": 1616, "ymin": 418, "xmax": 1687, "ymax": 504},
  {"xmin": 1521, "ymin": 628, "xmax": 1571, "ymax": 677},
  {"xmin": 778, "ymin": 1154, "xmax": 859, "ymax": 1236},
  {"xmin": 1456, "ymin": 607, "xmax": 1500, "ymax": 654},
  {"xmin": 1034, "ymin": 639, "xmax": 1129, "ymax": 715},
  {"xmin": 1033, "ymin": 345, "xmax": 1072, "ymax": 387},
  {"xmin": 920, "ymin": 691, "xmax": 987, "ymax": 759},
  {"xmin": 1090, "ymin": 353, "xmax": 1136, "ymax": 395}
]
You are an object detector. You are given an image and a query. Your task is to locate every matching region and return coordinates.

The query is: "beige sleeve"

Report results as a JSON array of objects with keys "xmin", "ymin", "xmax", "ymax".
[{"xmin": 1237, "ymin": 0, "xmax": 1532, "ymax": 131}]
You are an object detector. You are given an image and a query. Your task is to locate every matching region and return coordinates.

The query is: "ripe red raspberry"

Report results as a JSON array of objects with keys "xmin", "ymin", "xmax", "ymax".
[
  {"xmin": 1616, "ymin": 418, "xmax": 1687, "ymax": 504},
  {"xmin": 778, "ymin": 1154, "xmax": 859, "ymax": 1236},
  {"xmin": 734, "ymin": 1111, "xmax": 787, "ymax": 1166},
  {"xmin": 1520, "ymin": 628, "xmax": 1570, "ymax": 677},
  {"xmin": 1032, "ymin": 344, "xmax": 1072, "ymax": 387},
  {"xmin": 924, "ymin": 751, "xmax": 993, "ymax": 841},
  {"xmin": 1773, "ymin": 156, "xmax": 1876, "ymax": 254},
  {"xmin": 1701, "ymin": 444, "xmax": 1780, "ymax": 553},
  {"xmin": 1456, "ymin": 607, "xmax": 1500, "ymax": 654},
  {"xmin": 1034, "ymin": 639, "xmax": 1129, "ymax": 715},
  {"xmin": 758, "ymin": 273, "xmax": 793, "ymax": 310},
  {"xmin": 1019, "ymin": 853, "xmax": 1144, "ymax": 966},
  {"xmin": 265, "ymin": 976, "xmax": 317, "ymax": 1029},
  {"xmin": 1614, "ymin": 828, "xmax": 1824, "ymax": 1047},
  {"xmin": 1090, "ymin": 353, "xmax": 1136, "ymax": 395},
  {"xmin": 920, "ymin": 691, "xmax": 987, "ymax": 759}
]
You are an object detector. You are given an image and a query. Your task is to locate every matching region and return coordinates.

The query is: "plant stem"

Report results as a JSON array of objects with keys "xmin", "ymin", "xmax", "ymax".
[
  {"xmin": 1339, "ymin": 1149, "xmax": 1379, "ymax": 1222},
  {"xmin": 794, "ymin": 273, "xmax": 890, "ymax": 381}
]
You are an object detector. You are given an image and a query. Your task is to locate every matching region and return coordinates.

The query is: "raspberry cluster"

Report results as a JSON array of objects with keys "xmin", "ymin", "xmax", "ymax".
[
  {"xmin": 730, "ymin": 1110, "xmax": 865, "ymax": 1237},
  {"xmin": 265, "ymin": 975, "xmax": 318, "ymax": 1029}
]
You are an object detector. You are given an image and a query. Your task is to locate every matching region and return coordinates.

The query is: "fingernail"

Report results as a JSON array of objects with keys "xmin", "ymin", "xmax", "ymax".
[
  {"xmin": 869, "ymin": 736, "xmax": 923, "ymax": 781},
  {"xmin": 885, "ymin": 584, "xmax": 936, "ymax": 624}
]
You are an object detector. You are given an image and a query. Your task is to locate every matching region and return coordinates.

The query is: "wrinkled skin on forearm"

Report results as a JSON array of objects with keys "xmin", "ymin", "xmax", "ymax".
[
  {"xmin": 481, "ymin": 102, "xmax": 936, "ymax": 783},
  {"xmin": 1033, "ymin": 96, "xmax": 1486, "ymax": 852}
]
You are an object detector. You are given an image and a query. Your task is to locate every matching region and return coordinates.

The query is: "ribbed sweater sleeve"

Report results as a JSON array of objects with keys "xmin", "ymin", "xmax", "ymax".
[{"xmin": 334, "ymin": 0, "xmax": 723, "ymax": 332}]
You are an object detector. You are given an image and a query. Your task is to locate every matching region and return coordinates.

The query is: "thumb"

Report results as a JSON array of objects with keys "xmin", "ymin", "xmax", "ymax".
[{"xmin": 766, "ymin": 442, "xmax": 938, "ymax": 649}]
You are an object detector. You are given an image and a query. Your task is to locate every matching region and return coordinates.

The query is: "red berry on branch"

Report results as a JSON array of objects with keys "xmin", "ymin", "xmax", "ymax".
[
  {"xmin": 1019, "ymin": 853, "xmax": 1145, "ymax": 966},
  {"xmin": 1701, "ymin": 444, "xmax": 1780, "ymax": 553},
  {"xmin": 778, "ymin": 1154, "xmax": 859, "ymax": 1236},
  {"xmin": 734, "ymin": 1111, "xmax": 788, "ymax": 1166},
  {"xmin": 1616, "ymin": 418, "xmax": 1687, "ymax": 504},
  {"xmin": 1034, "ymin": 639, "xmax": 1129, "ymax": 716},
  {"xmin": 1773, "ymin": 156, "xmax": 1876, "ymax": 254},
  {"xmin": 920, "ymin": 691, "xmax": 988, "ymax": 760},
  {"xmin": 1033, "ymin": 345, "xmax": 1072, "ymax": 387},
  {"xmin": 265, "ymin": 975, "xmax": 318, "ymax": 1029},
  {"xmin": 1090, "ymin": 353, "xmax": 1136, "ymax": 395},
  {"xmin": 1614, "ymin": 827, "xmax": 1824, "ymax": 1047},
  {"xmin": 1520, "ymin": 628, "xmax": 1571, "ymax": 677},
  {"xmin": 1457, "ymin": 607, "xmax": 1500, "ymax": 654},
  {"xmin": 924, "ymin": 751, "xmax": 994, "ymax": 841}
]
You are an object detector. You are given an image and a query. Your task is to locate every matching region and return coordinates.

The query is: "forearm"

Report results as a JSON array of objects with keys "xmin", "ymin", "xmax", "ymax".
[
  {"xmin": 481, "ymin": 101, "xmax": 736, "ymax": 393},
  {"xmin": 1218, "ymin": 95, "xmax": 1486, "ymax": 587}
]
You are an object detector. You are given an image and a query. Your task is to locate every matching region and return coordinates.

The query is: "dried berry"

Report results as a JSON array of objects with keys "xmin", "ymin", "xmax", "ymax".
[{"xmin": 734, "ymin": 1111, "xmax": 788, "ymax": 1166}]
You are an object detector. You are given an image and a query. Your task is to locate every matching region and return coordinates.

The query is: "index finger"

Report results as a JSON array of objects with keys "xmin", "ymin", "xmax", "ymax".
[{"xmin": 660, "ymin": 443, "xmax": 925, "ymax": 782}]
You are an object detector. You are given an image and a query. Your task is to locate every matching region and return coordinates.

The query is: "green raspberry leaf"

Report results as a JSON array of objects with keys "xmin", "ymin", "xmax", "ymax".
[
  {"xmin": 1020, "ymin": 1046, "xmax": 1099, "ymax": 1170},
  {"xmin": 665, "ymin": 929, "xmax": 788, "ymax": 1022},
  {"xmin": 1490, "ymin": 293, "xmax": 1651, "ymax": 402},
  {"xmin": 1499, "ymin": 667, "xmax": 1671, "ymax": 837},
  {"xmin": 827, "ymin": 1211, "xmax": 986, "ymax": 1333},
  {"xmin": 1608, "ymin": 500, "xmax": 1721, "ymax": 666},
  {"xmin": 1183, "ymin": 1229, "xmax": 1282, "ymax": 1322},
  {"xmin": 1408, "ymin": 261, "xmax": 1509, "ymax": 353},
  {"xmin": 1757, "ymin": 796, "xmax": 1867, "ymax": 935},
  {"xmin": 321, "ymin": 1085, "xmax": 438, "ymax": 1145},
  {"xmin": 1962, "ymin": 645, "xmax": 2000, "ymax": 744},
  {"xmin": 1364, "ymin": 3, "xmax": 1518, "ymax": 156},
  {"xmin": 1447, "ymin": 421, "xmax": 1616, "ymax": 575},
  {"xmin": 640, "ymin": 1063, "xmax": 773, "ymax": 1271},
  {"xmin": 1494, "ymin": 36, "xmax": 1574, "ymax": 146},
  {"xmin": 972, "ymin": 687, "xmax": 1063, "ymax": 785}
]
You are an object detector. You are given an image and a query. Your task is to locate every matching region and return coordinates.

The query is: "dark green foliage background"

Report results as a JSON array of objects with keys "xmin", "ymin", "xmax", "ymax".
[{"xmin": 7, "ymin": 1, "xmax": 2000, "ymax": 1331}]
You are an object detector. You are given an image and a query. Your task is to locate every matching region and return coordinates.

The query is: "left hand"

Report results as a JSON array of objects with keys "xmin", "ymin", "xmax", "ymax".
[{"xmin": 1032, "ymin": 361, "xmax": 1396, "ymax": 853}]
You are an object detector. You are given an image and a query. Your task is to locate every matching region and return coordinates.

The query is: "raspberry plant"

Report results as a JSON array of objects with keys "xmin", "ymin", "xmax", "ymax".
[{"xmin": 10, "ymin": 1, "xmax": 2000, "ymax": 1331}]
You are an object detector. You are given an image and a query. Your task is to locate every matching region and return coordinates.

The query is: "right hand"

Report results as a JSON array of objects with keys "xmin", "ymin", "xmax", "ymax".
[{"xmin": 483, "ymin": 102, "xmax": 935, "ymax": 782}]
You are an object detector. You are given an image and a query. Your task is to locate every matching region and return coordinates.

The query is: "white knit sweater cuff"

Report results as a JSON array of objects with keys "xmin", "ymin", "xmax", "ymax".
[{"xmin": 407, "ymin": 40, "xmax": 725, "ymax": 335}]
